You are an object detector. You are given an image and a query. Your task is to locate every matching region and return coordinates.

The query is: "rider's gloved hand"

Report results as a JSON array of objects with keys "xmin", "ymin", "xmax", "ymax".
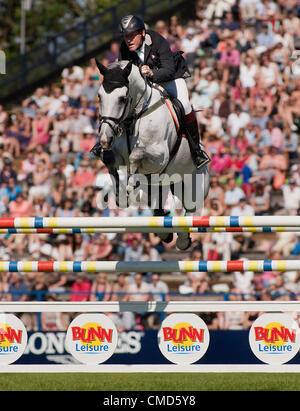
[{"xmin": 140, "ymin": 65, "xmax": 153, "ymax": 78}]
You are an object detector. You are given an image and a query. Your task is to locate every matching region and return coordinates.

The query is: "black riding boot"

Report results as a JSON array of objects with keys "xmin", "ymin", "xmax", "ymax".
[{"xmin": 185, "ymin": 111, "xmax": 210, "ymax": 170}]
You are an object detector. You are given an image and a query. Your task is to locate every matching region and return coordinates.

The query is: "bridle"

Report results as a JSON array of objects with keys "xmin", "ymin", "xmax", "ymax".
[
  {"xmin": 98, "ymin": 74, "xmax": 152, "ymax": 139},
  {"xmin": 98, "ymin": 88, "xmax": 132, "ymax": 138}
]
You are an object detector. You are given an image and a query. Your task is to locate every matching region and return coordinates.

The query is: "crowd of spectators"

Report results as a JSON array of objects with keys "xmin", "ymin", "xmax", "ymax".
[{"xmin": 0, "ymin": 0, "xmax": 300, "ymax": 331}]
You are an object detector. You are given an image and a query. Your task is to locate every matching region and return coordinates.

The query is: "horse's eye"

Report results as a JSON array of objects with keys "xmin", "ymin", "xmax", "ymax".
[{"xmin": 119, "ymin": 96, "xmax": 126, "ymax": 104}]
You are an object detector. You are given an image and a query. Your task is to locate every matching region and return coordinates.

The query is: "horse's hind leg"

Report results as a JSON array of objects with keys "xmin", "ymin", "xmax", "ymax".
[
  {"xmin": 175, "ymin": 177, "xmax": 194, "ymax": 251},
  {"xmin": 176, "ymin": 168, "xmax": 209, "ymax": 250},
  {"xmin": 150, "ymin": 182, "xmax": 173, "ymax": 243}
]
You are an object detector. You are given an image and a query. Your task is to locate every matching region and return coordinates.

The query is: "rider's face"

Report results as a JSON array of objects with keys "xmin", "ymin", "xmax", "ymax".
[{"xmin": 124, "ymin": 30, "xmax": 144, "ymax": 52}]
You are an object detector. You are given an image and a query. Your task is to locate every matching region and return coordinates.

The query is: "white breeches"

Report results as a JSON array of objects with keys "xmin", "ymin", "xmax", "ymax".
[{"xmin": 161, "ymin": 78, "xmax": 192, "ymax": 115}]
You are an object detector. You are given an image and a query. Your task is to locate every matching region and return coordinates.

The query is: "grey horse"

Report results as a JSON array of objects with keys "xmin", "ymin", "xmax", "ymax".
[{"xmin": 92, "ymin": 60, "xmax": 210, "ymax": 250}]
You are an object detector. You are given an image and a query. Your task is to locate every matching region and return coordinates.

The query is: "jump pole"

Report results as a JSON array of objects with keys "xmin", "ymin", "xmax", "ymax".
[
  {"xmin": 1, "ymin": 260, "xmax": 300, "ymax": 273},
  {"xmin": 1, "ymin": 216, "xmax": 300, "ymax": 229}
]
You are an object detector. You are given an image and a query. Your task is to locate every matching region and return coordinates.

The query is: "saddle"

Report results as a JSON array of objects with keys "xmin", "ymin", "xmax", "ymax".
[{"xmin": 159, "ymin": 90, "xmax": 187, "ymax": 165}]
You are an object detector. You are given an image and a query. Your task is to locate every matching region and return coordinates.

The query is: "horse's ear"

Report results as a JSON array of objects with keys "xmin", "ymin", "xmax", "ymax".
[
  {"xmin": 123, "ymin": 61, "xmax": 132, "ymax": 78},
  {"xmin": 95, "ymin": 58, "xmax": 108, "ymax": 75}
]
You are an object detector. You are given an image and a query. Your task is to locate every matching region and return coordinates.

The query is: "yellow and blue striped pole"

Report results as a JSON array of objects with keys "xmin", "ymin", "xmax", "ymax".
[{"xmin": 0, "ymin": 260, "xmax": 297, "ymax": 273}]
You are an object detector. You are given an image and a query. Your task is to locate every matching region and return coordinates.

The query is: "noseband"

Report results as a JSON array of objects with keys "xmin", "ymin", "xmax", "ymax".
[
  {"xmin": 98, "ymin": 89, "xmax": 132, "ymax": 137},
  {"xmin": 98, "ymin": 74, "xmax": 151, "ymax": 138}
]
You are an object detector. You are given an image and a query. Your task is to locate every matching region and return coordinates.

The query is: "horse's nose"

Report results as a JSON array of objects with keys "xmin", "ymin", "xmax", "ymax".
[{"xmin": 99, "ymin": 132, "xmax": 112, "ymax": 150}]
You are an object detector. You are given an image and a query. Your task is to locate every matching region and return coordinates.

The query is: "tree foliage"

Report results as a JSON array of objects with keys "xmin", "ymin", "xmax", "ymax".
[{"xmin": 0, "ymin": 0, "xmax": 119, "ymax": 59}]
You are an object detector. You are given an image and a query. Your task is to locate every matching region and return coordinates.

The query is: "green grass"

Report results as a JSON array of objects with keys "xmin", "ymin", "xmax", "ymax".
[{"xmin": 0, "ymin": 373, "xmax": 299, "ymax": 391}]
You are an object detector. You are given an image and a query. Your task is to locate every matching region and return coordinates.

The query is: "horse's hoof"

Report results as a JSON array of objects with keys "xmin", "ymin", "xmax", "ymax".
[
  {"xmin": 176, "ymin": 235, "xmax": 191, "ymax": 250},
  {"xmin": 160, "ymin": 233, "xmax": 173, "ymax": 243}
]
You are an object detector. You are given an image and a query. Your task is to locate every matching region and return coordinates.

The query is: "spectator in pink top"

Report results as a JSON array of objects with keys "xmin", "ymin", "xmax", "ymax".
[
  {"xmin": 220, "ymin": 40, "xmax": 241, "ymax": 85},
  {"xmin": 72, "ymin": 160, "xmax": 96, "ymax": 194},
  {"xmin": 70, "ymin": 274, "xmax": 91, "ymax": 301},
  {"xmin": 9, "ymin": 192, "xmax": 33, "ymax": 217},
  {"xmin": 211, "ymin": 146, "xmax": 231, "ymax": 174},
  {"xmin": 80, "ymin": 126, "xmax": 96, "ymax": 153}
]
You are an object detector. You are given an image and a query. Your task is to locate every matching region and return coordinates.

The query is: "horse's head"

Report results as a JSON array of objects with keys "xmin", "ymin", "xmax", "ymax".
[{"xmin": 96, "ymin": 60, "xmax": 133, "ymax": 150}]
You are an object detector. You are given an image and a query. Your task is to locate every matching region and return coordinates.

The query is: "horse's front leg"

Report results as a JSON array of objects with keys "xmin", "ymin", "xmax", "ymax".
[{"xmin": 128, "ymin": 145, "xmax": 146, "ymax": 175}]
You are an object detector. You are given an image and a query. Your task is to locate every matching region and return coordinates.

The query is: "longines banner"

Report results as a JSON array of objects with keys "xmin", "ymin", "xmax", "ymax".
[{"xmin": 14, "ymin": 330, "xmax": 300, "ymax": 365}]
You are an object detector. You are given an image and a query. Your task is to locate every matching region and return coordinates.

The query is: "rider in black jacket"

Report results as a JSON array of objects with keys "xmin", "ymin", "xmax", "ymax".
[{"xmin": 118, "ymin": 15, "xmax": 210, "ymax": 169}]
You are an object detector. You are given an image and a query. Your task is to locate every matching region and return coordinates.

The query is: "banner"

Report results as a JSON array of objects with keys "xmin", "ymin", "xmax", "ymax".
[{"xmin": 15, "ymin": 330, "xmax": 300, "ymax": 365}]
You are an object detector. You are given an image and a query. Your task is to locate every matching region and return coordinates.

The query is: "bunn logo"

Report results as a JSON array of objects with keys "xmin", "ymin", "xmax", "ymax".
[
  {"xmin": 71, "ymin": 326, "xmax": 113, "ymax": 343},
  {"xmin": 162, "ymin": 326, "xmax": 204, "ymax": 343},
  {"xmin": 0, "ymin": 326, "xmax": 22, "ymax": 343},
  {"xmin": 254, "ymin": 326, "xmax": 296, "ymax": 343},
  {"xmin": 0, "ymin": 50, "xmax": 6, "ymax": 74}
]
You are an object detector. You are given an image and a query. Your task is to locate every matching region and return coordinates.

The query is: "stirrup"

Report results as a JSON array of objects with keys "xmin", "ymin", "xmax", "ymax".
[
  {"xmin": 195, "ymin": 156, "xmax": 210, "ymax": 170},
  {"xmin": 194, "ymin": 150, "xmax": 211, "ymax": 170}
]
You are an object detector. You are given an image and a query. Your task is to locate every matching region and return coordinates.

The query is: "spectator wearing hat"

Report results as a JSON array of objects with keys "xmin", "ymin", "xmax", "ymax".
[
  {"xmin": 181, "ymin": 27, "xmax": 200, "ymax": 69},
  {"xmin": 80, "ymin": 125, "xmax": 96, "ymax": 153}
]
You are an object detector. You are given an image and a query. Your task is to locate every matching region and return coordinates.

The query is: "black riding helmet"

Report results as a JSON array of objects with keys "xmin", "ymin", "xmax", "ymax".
[{"xmin": 120, "ymin": 15, "xmax": 145, "ymax": 34}]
